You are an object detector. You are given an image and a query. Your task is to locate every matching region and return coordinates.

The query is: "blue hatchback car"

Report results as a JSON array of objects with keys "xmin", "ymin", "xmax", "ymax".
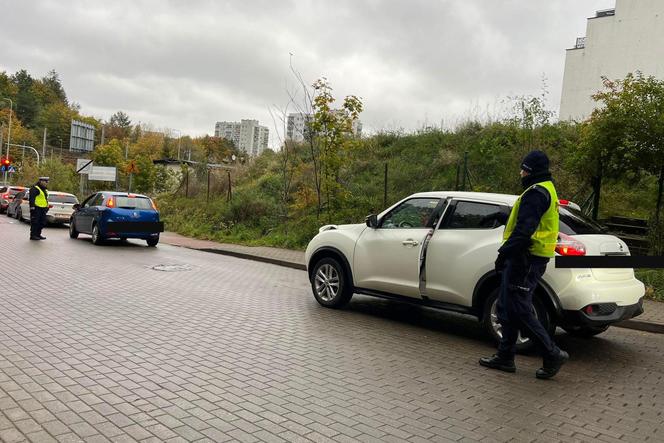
[{"xmin": 69, "ymin": 192, "xmax": 164, "ymax": 246}]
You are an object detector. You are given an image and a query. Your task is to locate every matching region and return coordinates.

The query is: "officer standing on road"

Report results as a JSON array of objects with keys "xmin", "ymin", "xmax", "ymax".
[
  {"xmin": 480, "ymin": 150, "xmax": 569, "ymax": 379},
  {"xmin": 29, "ymin": 176, "xmax": 49, "ymax": 241}
]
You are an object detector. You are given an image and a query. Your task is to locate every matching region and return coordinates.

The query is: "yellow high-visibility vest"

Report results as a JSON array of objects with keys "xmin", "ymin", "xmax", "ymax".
[
  {"xmin": 503, "ymin": 180, "xmax": 559, "ymax": 258},
  {"xmin": 34, "ymin": 186, "xmax": 48, "ymax": 208}
]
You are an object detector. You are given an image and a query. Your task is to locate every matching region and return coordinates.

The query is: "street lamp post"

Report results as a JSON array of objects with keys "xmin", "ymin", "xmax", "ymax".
[
  {"xmin": 1, "ymin": 98, "xmax": 12, "ymax": 184},
  {"xmin": 1, "ymin": 98, "xmax": 12, "ymax": 159},
  {"xmin": 7, "ymin": 143, "xmax": 40, "ymax": 164}
]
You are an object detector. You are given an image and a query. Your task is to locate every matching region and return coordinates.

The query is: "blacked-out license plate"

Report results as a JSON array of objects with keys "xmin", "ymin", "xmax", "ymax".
[{"xmin": 106, "ymin": 222, "xmax": 164, "ymax": 233}]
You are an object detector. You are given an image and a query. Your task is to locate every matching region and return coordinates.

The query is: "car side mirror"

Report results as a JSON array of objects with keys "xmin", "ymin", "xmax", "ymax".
[
  {"xmin": 365, "ymin": 214, "xmax": 378, "ymax": 229},
  {"xmin": 72, "ymin": 204, "xmax": 81, "ymax": 211}
]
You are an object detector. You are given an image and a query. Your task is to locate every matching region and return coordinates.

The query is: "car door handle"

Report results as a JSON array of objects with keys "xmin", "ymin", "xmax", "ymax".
[{"xmin": 402, "ymin": 239, "xmax": 419, "ymax": 246}]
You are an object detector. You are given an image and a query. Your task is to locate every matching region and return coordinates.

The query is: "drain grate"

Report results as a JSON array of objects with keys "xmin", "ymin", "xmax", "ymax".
[{"xmin": 150, "ymin": 264, "xmax": 193, "ymax": 272}]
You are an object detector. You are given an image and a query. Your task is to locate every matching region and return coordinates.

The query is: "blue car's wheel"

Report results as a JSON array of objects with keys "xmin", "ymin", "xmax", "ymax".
[
  {"xmin": 69, "ymin": 219, "xmax": 79, "ymax": 239},
  {"xmin": 91, "ymin": 224, "xmax": 103, "ymax": 245}
]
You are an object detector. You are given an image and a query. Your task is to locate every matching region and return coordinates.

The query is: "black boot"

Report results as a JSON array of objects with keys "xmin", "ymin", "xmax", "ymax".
[
  {"xmin": 536, "ymin": 350, "xmax": 569, "ymax": 379},
  {"xmin": 479, "ymin": 354, "xmax": 516, "ymax": 373}
]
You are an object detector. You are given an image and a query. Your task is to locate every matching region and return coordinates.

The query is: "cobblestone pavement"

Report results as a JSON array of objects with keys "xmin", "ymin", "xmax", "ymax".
[
  {"xmin": 159, "ymin": 232, "xmax": 664, "ymax": 331},
  {"xmin": 1, "ymin": 217, "xmax": 663, "ymax": 442}
]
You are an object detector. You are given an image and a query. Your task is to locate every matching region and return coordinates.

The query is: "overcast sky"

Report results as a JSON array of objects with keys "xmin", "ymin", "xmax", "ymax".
[{"xmin": 1, "ymin": 0, "xmax": 610, "ymax": 147}]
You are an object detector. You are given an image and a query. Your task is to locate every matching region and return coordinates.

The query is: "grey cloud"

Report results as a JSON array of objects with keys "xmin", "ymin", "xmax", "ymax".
[{"xmin": 1, "ymin": 0, "xmax": 610, "ymax": 142}]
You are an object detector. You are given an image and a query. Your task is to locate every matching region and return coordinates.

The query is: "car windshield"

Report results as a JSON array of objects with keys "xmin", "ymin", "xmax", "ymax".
[
  {"xmin": 49, "ymin": 194, "xmax": 78, "ymax": 204},
  {"xmin": 115, "ymin": 196, "xmax": 153, "ymax": 210},
  {"xmin": 559, "ymin": 206, "xmax": 607, "ymax": 235}
]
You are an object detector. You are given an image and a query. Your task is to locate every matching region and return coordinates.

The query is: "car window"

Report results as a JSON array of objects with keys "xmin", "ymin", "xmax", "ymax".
[
  {"xmin": 559, "ymin": 206, "xmax": 606, "ymax": 235},
  {"xmin": 93, "ymin": 194, "xmax": 106, "ymax": 206},
  {"xmin": 380, "ymin": 198, "xmax": 440, "ymax": 229},
  {"xmin": 445, "ymin": 201, "xmax": 505, "ymax": 229},
  {"xmin": 114, "ymin": 196, "xmax": 153, "ymax": 210},
  {"xmin": 49, "ymin": 194, "xmax": 79, "ymax": 204},
  {"xmin": 83, "ymin": 194, "xmax": 100, "ymax": 207},
  {"xmin": 9, "ymin": 187, "xmax": 24, "ymax": 196}
]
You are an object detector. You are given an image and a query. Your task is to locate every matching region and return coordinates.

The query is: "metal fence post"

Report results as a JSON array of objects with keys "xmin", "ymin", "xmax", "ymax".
[{"xmin": 383, "ymin": 163, "xmax": 388, "ymax": 208}]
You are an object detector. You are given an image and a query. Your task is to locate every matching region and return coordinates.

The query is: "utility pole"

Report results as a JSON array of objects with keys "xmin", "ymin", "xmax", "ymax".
[
  {"xmin": 2, "ymin": 98, "xmax": 12, "ymax": 160},
  {"xmin": 227, "ymin": 170, "xmax": 232, "ymax": 201},
  {"xmin": 383, "ymin": 163, "xmax": 388, "ymax": 208},
  {"xmin": 462, "ymin": 151, "xmax": 468, "ymax": 191},
  {"xmin": 206, "ymin": 167, "xmax": 211, "ymax": 203},
  {"xmin": 172, "ymin": 129, "xmax": 182, "ymax": 160},
  {"xmin": 42, "ymin": 128, "xmax": 47, "ymax": 159},
  {"xmin": 0, "ymin": 129, "xmax": 4, "ymax": 184},
  {"xmin": 2, "ymin": 98, "xmax": 12, "ymax": 184}
]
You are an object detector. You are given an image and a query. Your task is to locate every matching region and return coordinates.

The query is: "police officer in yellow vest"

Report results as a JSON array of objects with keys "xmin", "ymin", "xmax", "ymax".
[
  {"xmin": 480, "ymin": 151, "xmax": 569, "ymax": 379},
  {"xmin": 28, "ymin": 176, "xmax": 49, "ymax": 241}
]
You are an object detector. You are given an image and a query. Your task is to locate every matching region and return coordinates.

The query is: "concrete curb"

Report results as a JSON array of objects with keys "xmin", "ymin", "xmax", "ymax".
[
  {"xmin": 615, "ymin": 319, "xmax": 664, "ymax": 334},
  {"xmin": 166, "ymin": 241, "xmax": 664, "ymax": 334},
  {"xmin": 197, "ymin": 247, "xmax": 307, "ymax": 271}
]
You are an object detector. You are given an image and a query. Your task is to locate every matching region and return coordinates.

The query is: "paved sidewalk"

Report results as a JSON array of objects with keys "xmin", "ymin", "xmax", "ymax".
[
  {"xmin": 160, "ymin": 232, "xmax": 306, "ymax": 270},
  {"xmin": 160, "ymin": 231, "xmax": 664, "ymax": 333}
]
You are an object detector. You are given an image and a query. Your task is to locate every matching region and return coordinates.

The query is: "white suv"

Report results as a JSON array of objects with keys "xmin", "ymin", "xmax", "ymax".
[{"xmin": 305, "ymin": 192, "xmax": 645, "ymax": 349}]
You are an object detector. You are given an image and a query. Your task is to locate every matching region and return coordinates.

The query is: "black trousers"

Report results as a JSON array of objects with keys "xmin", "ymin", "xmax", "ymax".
[
  {"xmin": 496, "ymin": 256, "xmax": 559, "ymax": 359},
  {"xmin": 30, "ymin": 207, "xmax": 47, "ymax": 238}
]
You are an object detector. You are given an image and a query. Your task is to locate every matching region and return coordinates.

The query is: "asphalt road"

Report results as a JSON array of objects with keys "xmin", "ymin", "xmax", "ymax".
[{"xmin": 0, "ymin": 215, "xmax": 662, "ymax": 442}]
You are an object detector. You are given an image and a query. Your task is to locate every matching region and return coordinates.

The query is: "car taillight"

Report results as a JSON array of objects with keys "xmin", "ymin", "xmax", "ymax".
[
  {"xmin": 151, "ymin": 200, "xmax": 158, "ymax": 210},
  {"xmin": 48, "ymin": 205, "xmax": 53, "ymax": 209},
  {"xmin": 559, "ymin": 199, "xmax": 569, "ymax": 206},
  {"xmin": 106, "ymin": 197, "xmax": 115, "ymax": 208},
  {"xmin": 556, "ymin": 232, "xmax": 586, "ymax": 256},
  {"xmin": 1, "ymin": 194, "xmax": 8, "ymax": 199}
]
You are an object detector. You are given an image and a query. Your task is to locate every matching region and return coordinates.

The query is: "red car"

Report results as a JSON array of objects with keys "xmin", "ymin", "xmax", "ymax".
[{"xmin": 0, "ymin": 186, "xmax": 26, "ymax": 214}]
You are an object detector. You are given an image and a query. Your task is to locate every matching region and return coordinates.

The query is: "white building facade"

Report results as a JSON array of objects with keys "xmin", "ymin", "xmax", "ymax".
[
  {"xmin": 214, "ymin": 120, "xmax": 269, "ymax": 156},
  {"xmin": 286, "ymin": 113, "xmax": 312, "ymax": 143},
  {"xmin": 560, "ymin": 0, "xmax": 664, "ymax": 121},
  {"xmin": 286, "ymin": 112, "xmax": 362, "ymax": 143}
]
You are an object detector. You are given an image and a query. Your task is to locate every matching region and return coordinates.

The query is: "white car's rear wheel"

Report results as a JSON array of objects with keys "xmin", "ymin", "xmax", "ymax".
[
  {"xmin": 311, "ymin": 257, "xmax": 353, "ymax": 308},
  {"xmin": 483, "ymin": 288, "xmax": 553, "ymax": 353}
]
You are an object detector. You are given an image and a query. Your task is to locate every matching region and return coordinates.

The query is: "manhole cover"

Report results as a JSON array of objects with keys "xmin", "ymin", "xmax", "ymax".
[{"xmin": 151, "ymin": 264, "xmax": 193, "ymax": 272}]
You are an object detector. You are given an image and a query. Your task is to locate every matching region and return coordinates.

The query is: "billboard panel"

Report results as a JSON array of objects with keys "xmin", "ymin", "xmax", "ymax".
[
  {"xmin": 70, "ymin": 120, "xmax": 95, "ymax": 152},
  {"xmin": 89, "ymin": 166, "xmax": 116, "ymax": 181}
]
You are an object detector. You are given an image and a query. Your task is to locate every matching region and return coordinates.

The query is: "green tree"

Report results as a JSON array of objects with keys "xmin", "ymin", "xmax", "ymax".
[
  {"xmin": 40, "ymin": 70, "xmax": 67, "ymax": 104},
  {"xmin": 93, "ymin": 140, "xmax": 125, "ymax": 167},
  {"xmin": 309, "ymin": 78, "xmax": 363, "ymax": 219},
  {"xmin": 132, "ymin": 155, "xmax": 156, "ymax": 193},
  {"xmin": 10, "ymin": 69, "xmax": 39, "ymax": 127},
  {"xmin": 107, "ymin": 111, "xmax": 132, "ymax": 140},
  {"xmin": 582, "ymin": 73, "xmax": 664, "ymax": 221},
  {"xmin": 35, "ymin": 102, "xmax": 76, "ymax": 147}
]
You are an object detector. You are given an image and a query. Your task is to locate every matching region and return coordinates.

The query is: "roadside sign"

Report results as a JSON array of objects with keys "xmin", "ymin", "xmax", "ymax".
[
  {"xmin": 76, "ymin": 159, "xmax": 93, "ymax": 174},
  {"xmin": 126, "ymin": 160, "xmax": 139, "ymax": 174},
  {"xmin": 89, "ymin": 166, "xmax": 117, "ymax": 182}
]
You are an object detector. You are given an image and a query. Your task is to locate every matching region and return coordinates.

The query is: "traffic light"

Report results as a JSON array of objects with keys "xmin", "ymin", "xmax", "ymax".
[{"xmin": 0, "ymin": 157, "xmax": 11, "ymax": 172}]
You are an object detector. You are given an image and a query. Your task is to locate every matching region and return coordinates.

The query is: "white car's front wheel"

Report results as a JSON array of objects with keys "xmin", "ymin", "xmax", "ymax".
[
  {"xmin": 311, "ymin": 257, "xmax": 353, "ymax": 308},
  {"xmin": 482, "ymin": 288, "xmax": 554, "ymax": 353}
]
